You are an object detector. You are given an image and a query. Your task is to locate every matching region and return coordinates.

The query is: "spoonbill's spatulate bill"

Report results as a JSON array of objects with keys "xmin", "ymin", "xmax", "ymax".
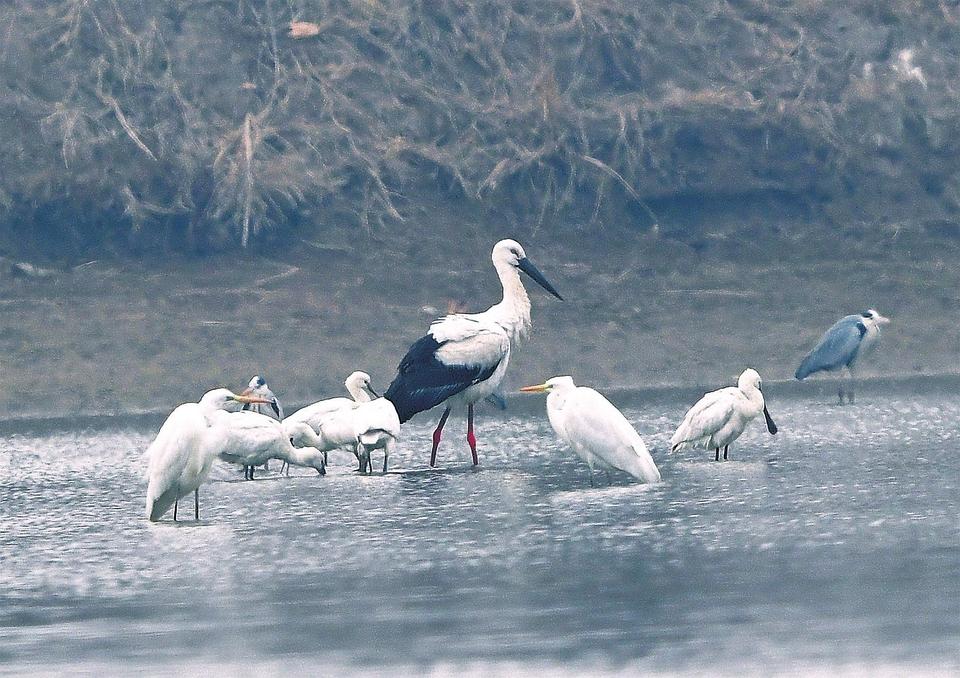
[
  {"xmin": 144, "ymin": 388, "xmax": 270, "ymax": 522},
  {"xmin": 795, "ymin": 309, "xmax": 890, "ymax": 404},
  {"xmin": 384, "ymin": 239, "xmax": 563, "ymax": 467},
  {"xmin": 670, "ymin": 369, "xmax": 778, "ymax": 461},
  {"xmin": 521, "ymin": 376, "xmax": 661, "ymax": 484},
  {"xmin": 285, "ymin": 371, "xmax": 378, "ymax": 470}
]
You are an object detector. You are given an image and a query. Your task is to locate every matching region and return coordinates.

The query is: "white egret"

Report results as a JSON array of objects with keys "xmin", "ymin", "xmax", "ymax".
[
  {"xmin": 284, "ymin": 371, "xmax": 378, "ymax": 470},
  {"xmin": 795, "ymin": 309, "xmax": 890, "ymax": 404},
  {"xmin": 670, "ymin": 369, "xmax": 778, "ymax": 461},
  {"xmin": 144, "ymin": 388, "xmax": 270, "ymax": 522},
  {"xmin": 520, "ymin": 377, "xmax": 661, "ymax": 484},
  {"xmin": 310, "ymin": 398, "xmax": 401, "ymax": 473},
  {"xmin": 385, "ymin": 240, "xmax": 562, "ymax": 467}
]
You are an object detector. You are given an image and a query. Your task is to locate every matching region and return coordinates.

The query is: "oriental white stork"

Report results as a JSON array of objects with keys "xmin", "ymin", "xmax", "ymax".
[{"xmin": 384, "ymin": 239, "xmax": 562, "ymax": 466}]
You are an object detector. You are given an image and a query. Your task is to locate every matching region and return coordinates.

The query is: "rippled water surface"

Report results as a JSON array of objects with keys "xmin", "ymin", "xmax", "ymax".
[{"xmin": 1, "ymin": 388, "xmax": 958, "ymax": 676}]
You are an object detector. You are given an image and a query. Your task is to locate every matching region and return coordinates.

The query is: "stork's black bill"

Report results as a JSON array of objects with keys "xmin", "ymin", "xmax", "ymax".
[
  {"xmin": 517, "ymin": 257, "xmax": 563, "ymax": 300},
  {"xmin": 763, "ymin": 405, "xmax": 778, "ymax": 435}
]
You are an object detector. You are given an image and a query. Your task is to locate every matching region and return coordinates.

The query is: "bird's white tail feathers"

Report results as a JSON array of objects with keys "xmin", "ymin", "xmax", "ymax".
[{"xmin": 621, "ymin": 443, "xmax": 661, "ymax": 483}]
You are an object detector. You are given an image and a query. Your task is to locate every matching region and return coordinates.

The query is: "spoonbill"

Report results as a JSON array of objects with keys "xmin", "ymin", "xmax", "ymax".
[
  {"xmin": 385, "ymin": 239, "xmax": 563, "ymax": 467},
  {"xmin": 144, "ymin": 388, "xmax": 270, "ymax": 522},
  {"xmin": 284, "ymin": 371, "xmax": 378, "ymax": 470},
  {"xmin": 241, "ymin": 375, "xmax": 283, "ymax": 420},
  {"xmin": 520, "ymin": 377, "xmax": 661, "ymax": 484},
  {"xmin": 213, "ymin": 410, "xmax": 327, "ymax": 479},
  {"xmin": 795, "ymin": 309, "xmax": 890, "ymax": 404},
  {"xmin": 670, "ymin": 369, "xmax": 778, "ymax": 461},
  {"xmin": 309, "ymin": 398, "xmax": 401, "ymax": 473}
]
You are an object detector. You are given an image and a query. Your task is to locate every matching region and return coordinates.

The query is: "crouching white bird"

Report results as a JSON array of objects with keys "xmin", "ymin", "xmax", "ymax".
[
  {"xmin": 144, "ymin": 388, "xmax": 271, "ymax": 522},
  {"xmin": 311, "ymin": 398, "xmax": 401, "ymax": 473},
  {"xmin": 520, "ymin": 376, "xmax": 661, "ymax": 485},
  {"xmin": 670, "ymin": 368, "xmax": 778, "ymax": 461},
  {"xmin": 795, "ymin": 309, "xmax": 890, "ymax": 404},
  {"xmin": 385, "ymin": 239, "xmax": 563, "ymax": 468},
  {"xmin": 284, "ymin": 371, "xmax": 379, "ymax": 470},
  {"xmin": 214, "ymin": 410, "xmax": 327, "ymax": 479}
]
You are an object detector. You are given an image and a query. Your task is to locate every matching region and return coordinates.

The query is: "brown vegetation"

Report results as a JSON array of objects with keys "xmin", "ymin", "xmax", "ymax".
[{"xmin": 0, "ymin": 1, "xmax": 958, "ymax": 254}]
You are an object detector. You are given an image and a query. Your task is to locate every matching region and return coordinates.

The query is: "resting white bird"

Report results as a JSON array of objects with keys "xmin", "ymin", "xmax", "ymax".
[
  {"xmin": 213, "ymin": 410, "xmax": 327, "ymax": 479},
  {"xmin": 144, "ymin": 388, "xmax": 270, "ymax": 522},
  {"xmin": 385, "ymin": 239, "xmax": 563, "ymax": 468},
  {"xmin": 670, "ymin": 368, "xmax": 778, "ymax": 461},
  {"xmin": 284, "ymin": 370, "xmax": 379, "ymax": 470},
  {"xmin": 521, "ymin": 376, "xmax": 661, "ymax": 485},
  {"xmin": 311, "ymin": 398, "xmax": 402, "ymax": 473}
]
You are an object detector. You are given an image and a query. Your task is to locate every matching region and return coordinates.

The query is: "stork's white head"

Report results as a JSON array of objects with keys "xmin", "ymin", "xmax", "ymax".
[
  {"xmin": 860, "ymin": 309, "xmax": 890, "ymax": 326},
  {"xmin": 520, "ymin": 375, "xmax": 577, "ymax": 394},
  {"xmin": 491, "ymin": 239, "xmax": 563, "ymax": 300},
  {"xmin": 198, "ymin": 388, "xmax": 269, "ymax": 412}
]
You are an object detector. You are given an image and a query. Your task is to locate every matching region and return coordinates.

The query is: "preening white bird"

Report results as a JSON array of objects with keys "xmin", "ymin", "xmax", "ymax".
[
  {"xmin": 670, "ymin": 369, "xmax": 778, "ymax": 461},
  {"xmin": 795, "ymin": 309, "xmax": 890, "ymax": 404},
  {"xmin": 310, "ymin": 398, "xmax": 401, "ymax": 473},
  {"xmin": 385, "ymin": 239, "xmax": 563, "ymax": 467},
  {"xmin": 521, "ymin": 376, "xmax": 661, "ymax": 484},
  {"xmin": 284, "ymin": 371, "xmax": 378, "ymax": 469},
  {"xmin": 213, "ymin": 410, "xmax": 327, "ymax": 479},
  {"xmin": 241, "ymin": 375, "xmax": 284, "ymax": 420},
  {"xmin": 144, "ymin": 388, "xmax": 270, "ymax": 522}
]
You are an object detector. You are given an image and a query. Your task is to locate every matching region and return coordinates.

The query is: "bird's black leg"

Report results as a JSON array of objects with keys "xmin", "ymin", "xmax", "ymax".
[
  {"xmin": 173, "ymin": 498, "xmax": 178, "ymax": 522},
  {"xmin": 715, "ymin": 447, "xmax": 720, "ymax": 462},
  {"xmin": 249, "ymin": 465, "xmax": 255, "ymax": 480},
  {"xmin": 467, "ymin": 403, "xmax": 478, "ymax": 466},
  {"xmin": 723, "ymin": 445, "xmax": 729, "ymax": 461},
  {"xmin": 838, "ymin": 384, "xmax": 845, "ymax": 405},
  {"xmin": 430, "ymin": 407, "xmax": 451, "ymax": 467},
  {"xmin": 194, "ymin": 488, "xmax": 199, "ymax": 520}
]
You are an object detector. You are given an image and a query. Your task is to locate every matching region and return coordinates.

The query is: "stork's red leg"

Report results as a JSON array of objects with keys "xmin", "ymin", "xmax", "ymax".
[
  {"xmin": 467, "ymin": 403, "xmax": 478, "ymax": 466},
  {"xmin": 430, "ymin": 407, "xmax": 451, "ymax": 467}
]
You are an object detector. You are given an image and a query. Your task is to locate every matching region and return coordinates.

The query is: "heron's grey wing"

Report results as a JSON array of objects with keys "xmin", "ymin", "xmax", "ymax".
[{"xmin": 795, "ymin": 315, "xmax": 865, "ymax": 379}]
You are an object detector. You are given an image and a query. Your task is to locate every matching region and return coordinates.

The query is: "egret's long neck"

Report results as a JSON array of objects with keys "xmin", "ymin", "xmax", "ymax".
[{"xmin": 489, "ymin": 261, "xmax": 531, "ymax": 341}]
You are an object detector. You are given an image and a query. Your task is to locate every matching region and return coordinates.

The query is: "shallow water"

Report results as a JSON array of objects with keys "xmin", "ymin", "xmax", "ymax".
[{"xmin": 1, "ymin": 389, "xmax": 958, "ymax": 676}]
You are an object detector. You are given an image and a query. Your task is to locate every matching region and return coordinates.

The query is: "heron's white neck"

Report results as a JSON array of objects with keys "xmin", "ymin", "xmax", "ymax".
[{"xmin": 489, "ymin": 260, "xmax": 531, "ymax": 342}]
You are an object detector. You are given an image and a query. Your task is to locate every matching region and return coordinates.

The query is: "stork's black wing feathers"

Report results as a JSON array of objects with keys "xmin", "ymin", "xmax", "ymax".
[{"xmin": 385, "ymin": 334, "xmax": 500, "ymax": 423}]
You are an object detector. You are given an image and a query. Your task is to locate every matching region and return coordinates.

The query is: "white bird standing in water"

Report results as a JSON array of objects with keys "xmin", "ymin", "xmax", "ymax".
[
  {"xmin": 309, "ymin": 398, "xmax": 401, "ymax": 473},
  {"xmin": 284, "ymin": 371, "xmax": 379, "ymax": 470},
  {"xmin": 144, "ymin": 388, "xmax": 270, "ymax": 522},
  {"xmin": 795, "ymin": 309, "xmax": 890, "ymax": 404},
  {"xmin": 385, "ymin": 240, "xmax": 563, "ymax": 467},
  {"xmin": 670, "ymin": 369, "xmax": 778, "ymax": 461},
  {"xmin": 520, "ymin": 376, "xmax": 661, "ymax": 485},
  {"xmin": 213, "ymin": 410, "xmax": 327, "ymax": 479}
]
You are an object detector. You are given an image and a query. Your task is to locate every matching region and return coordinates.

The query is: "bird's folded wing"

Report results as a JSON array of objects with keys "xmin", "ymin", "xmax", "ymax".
[
  {"xmin": 563, "ymin": 389, "xmax": 647, "ymax": 456},
  {"xmin": 671, "ymin": 390, "xmax": 736, "ymax": 447},
  {"xmin": 796, "ymin": 315, "xmax": 864, "ymax": 377}
]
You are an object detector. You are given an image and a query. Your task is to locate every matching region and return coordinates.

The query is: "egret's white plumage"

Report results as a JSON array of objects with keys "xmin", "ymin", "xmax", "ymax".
[
  {"xmin": 521, "ymin": 376, "xmax": 661, "ymax": 484},
  {"xmin": 144, "ymin": 388, "xmax": 268, "ymax": 522},
  {"xmin": 310, "ymin": 398, "xmax": 402, "ymax": 473},
  {"xmin": 670, "ymin": 369, "xmax": 778, "ymax": 461},
  {"xmin": 385, "ymin": 239, "xmax": 563, "ymax": 467},
  {"xmin": 795, "ymin": 309, "xmax": 890, "ymax": 404}
]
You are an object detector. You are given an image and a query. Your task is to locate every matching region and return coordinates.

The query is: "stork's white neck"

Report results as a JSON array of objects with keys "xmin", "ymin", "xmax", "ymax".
[{"xmin": 488, "ymin": 260, "xmax": 531, "ymax": 342}]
